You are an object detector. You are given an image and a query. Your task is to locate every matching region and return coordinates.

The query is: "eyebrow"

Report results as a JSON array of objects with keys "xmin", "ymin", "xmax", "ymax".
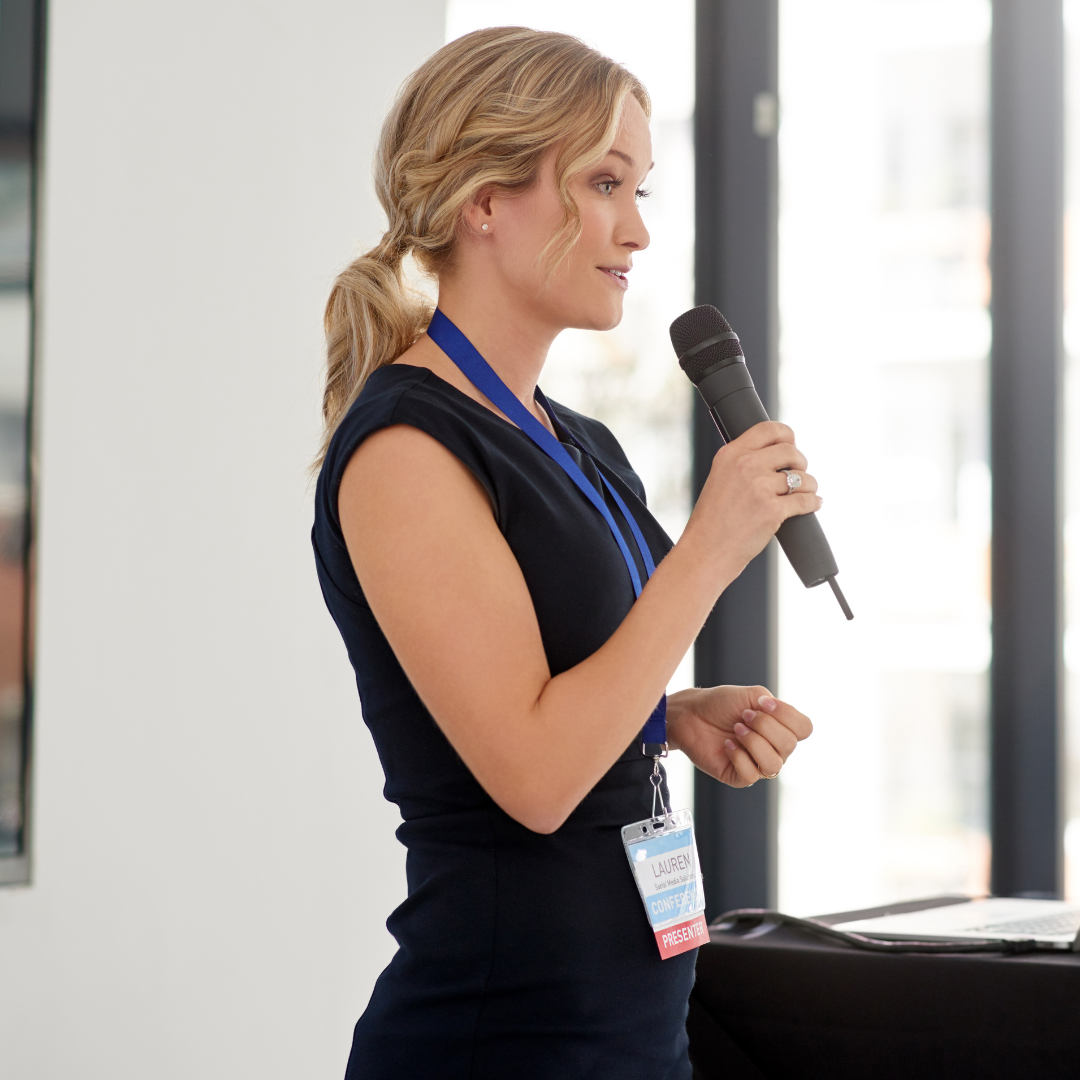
[{"xmin": 608, "ymin": 149, "xmax": 655, "ymax": 171}]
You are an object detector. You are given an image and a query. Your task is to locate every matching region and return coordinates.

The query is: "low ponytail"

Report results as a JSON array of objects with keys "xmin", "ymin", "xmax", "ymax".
[
  {"xmin": 318, "ymin": 234, "xmax": 432, "ymax": 465},
  {"xmin": 315, "ymin": 26, "xmax": 649, "ymax": 468}
]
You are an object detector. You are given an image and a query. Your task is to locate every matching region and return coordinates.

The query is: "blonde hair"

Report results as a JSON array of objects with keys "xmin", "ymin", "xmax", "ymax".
[{"xmin": 316, "ymin": 26, "xmax": 650, "ymax": 465}]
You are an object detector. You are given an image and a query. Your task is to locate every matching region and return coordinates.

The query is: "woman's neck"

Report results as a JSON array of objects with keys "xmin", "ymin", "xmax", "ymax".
[{"xmin": 434, "ymin": 279, "xmax": 558, "ymax": 408}]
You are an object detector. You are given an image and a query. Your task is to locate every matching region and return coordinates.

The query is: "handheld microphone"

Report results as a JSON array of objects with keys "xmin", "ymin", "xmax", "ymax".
[{"xmin": 670, "ymin": 304, "xmax": 853, "ymax": 620}]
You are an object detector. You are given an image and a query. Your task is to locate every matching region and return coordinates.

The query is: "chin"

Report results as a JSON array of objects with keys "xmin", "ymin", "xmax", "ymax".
[{"xmin": 568, "ymin": 298, "xmax": 624, "ymax": 332}]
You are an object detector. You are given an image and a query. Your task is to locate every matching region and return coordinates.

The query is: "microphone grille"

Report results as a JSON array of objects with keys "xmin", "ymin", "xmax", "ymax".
[{"xmin": 669, "ymin": 305, "xmax": 744, "ymax": 384}]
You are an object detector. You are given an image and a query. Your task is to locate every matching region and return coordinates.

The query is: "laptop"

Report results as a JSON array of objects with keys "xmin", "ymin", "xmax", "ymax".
[{"xmin": 828, "ymin": 897, "xmax": 1080, "ymax": 950}]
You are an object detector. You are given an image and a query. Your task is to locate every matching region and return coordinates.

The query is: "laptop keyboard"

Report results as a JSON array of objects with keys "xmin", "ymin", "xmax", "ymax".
[{"xmin": 970, "ymin": 912, "xmax": 1080, "ymax": 937}]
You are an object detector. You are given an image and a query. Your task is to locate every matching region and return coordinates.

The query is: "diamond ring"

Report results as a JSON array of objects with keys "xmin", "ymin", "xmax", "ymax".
[{"xmin": 784, "ymin": 470, "xmax": 802, "ymax": 494}]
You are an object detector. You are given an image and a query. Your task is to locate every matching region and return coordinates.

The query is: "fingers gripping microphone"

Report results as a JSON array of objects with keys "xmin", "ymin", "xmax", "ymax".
[{"xmin": 671, "ymin": 304, "xmax": 853, "ymax": 620}]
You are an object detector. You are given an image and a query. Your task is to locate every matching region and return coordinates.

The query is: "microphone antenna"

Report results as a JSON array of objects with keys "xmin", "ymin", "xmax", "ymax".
[{"xmin": 828, "ymin": 576, "xmax": 853, "ymax": 620}]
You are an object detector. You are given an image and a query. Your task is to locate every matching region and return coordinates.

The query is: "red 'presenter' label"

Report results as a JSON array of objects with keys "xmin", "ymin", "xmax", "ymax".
[{"xmin": 654, "ymin": 913, "xmax": 709, "ymax": 959}]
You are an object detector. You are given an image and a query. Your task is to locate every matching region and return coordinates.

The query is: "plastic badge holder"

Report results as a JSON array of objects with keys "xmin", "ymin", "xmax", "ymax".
[{"xmin": 622, "ymin": 808, "xmax": 708, "ymax": 959}]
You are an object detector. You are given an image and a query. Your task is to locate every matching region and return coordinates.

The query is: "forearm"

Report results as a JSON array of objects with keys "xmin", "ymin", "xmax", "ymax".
[{"xmin": 491, "ymin": 531, "xmax": 745, "ymax": 829}]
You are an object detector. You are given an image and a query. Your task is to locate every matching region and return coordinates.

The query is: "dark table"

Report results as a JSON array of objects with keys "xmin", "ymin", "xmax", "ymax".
[{"xmin": 687, "ymin": 899, "xmax": 1080, "ymax": 1079}]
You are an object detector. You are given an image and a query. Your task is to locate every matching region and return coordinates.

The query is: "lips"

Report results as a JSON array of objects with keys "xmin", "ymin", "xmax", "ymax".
[{"xmin": 599, "ymin": 266, "xmax": 630, "ymax": 290}]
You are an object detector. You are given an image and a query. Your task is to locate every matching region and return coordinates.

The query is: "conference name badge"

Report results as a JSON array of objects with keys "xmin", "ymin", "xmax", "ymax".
[{"xmin": 622, "ymin": 808, "xmax": 708, "ymax": 959}]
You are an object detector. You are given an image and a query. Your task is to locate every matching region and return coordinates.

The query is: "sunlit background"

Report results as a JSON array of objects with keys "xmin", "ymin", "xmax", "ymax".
[{"xmin": 776, "ymin": 0, "xmax": 992, "ymax": 914}]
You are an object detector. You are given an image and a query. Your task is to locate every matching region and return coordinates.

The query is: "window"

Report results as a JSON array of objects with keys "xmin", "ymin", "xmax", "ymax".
[
  {"xmin": 0, "ymin": 0, "xmax": 41, "ymax": 883},
  {"xmin": 776, "ymin": 0, "xmax": 992, "ymax": 914}
]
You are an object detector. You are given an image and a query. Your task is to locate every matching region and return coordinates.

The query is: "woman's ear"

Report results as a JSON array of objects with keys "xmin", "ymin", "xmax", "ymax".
[{"xmin": 462, "ymin": 191, "xmax": 495, "ymax": 236}]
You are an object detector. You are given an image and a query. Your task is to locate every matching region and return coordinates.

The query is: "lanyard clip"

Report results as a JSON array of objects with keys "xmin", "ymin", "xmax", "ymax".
[
  {"xmin": 648, "ymin": 751, "xmax": 672, "ymax": 823},
  {"xmin": 642, "ymin": 742, "xmax": 668, "ymax": 759}
]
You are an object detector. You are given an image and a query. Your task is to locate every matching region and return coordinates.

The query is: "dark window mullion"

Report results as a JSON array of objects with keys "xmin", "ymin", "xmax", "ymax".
[
  {"xmin": 989, "ymin": 0, "xmax": 1066, "ymax": 899},
  {"xmin": 693, "ymin": 0, "xmax": 780, "ymax": 917}
]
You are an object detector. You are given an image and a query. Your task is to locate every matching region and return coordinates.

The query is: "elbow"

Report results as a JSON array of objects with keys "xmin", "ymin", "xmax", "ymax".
[
  {"xmin": 494, "ymin": 790, "xmax": 574, "ymax": 835},
  {"xmin": 479, "ymin": 761, "xmax": 585, "ymax": 835},
  {"xmin": 517, "ymin": 810, "xmax": 569, "ymax": 835}
]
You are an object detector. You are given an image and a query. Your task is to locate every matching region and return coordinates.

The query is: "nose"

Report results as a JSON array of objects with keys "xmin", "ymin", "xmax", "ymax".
[{"xmin": 618, "ymin": 201, "xmax": 651, "ymax": 254}]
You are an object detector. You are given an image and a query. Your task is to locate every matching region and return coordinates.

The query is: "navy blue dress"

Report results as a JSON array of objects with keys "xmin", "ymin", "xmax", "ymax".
[{"xmin": 312, "ymin": 364, "xmax": 696, "ymax": 1080}]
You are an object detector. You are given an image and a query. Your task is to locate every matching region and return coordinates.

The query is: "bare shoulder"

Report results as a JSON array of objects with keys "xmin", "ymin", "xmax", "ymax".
[
  {"xmin": 341, "ymin": 421, "xmax": 462, "ymax": 490},
  {"xmin": 339, "ymin": 424, "xmax": 495, "ymax": 566}
]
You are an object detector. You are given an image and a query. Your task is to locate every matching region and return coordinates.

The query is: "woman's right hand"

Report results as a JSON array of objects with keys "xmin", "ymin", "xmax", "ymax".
[{"xmin": 682, "ymin": 420, "xmax": 822, "ymax": 578}]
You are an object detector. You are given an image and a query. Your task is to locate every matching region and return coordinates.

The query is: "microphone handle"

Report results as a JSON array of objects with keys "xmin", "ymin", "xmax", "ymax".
[{"xmin": 694, "ymin": 360, "xmax": 840, "ymax": 591}]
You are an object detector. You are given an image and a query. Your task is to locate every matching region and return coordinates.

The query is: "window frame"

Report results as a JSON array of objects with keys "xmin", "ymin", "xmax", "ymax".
[{"xmin": 694, "ymin": 0, "xmax": 1067, "ymax": 907}]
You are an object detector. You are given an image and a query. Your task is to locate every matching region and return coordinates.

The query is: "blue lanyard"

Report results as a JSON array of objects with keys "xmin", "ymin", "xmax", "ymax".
[{"xmin": 427, "ymin": 309, "xmax": 667, "ymax": 751}]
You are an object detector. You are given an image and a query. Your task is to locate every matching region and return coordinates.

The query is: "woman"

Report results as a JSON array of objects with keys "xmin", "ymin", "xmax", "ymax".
[{"xmin": 312, "ymin": 26, "xmax": 817, "ymax": 1080}]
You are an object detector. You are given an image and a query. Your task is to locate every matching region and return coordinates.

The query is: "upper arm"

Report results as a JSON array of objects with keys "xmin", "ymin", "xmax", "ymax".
[{"xmin": 338, "ymin": 425, "xmax": 552, "ymax": 812}]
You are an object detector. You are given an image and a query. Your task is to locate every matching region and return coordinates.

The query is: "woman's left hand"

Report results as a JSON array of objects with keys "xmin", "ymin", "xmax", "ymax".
[{"xmin": 665, "ymin": 685, "xmax": 813, "ymax": 787}]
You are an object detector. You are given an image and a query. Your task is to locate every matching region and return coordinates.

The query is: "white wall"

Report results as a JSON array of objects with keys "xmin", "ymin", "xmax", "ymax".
[{"xmin": 0, "ymin": 2, "xmax": 444, "ymax": 1076}]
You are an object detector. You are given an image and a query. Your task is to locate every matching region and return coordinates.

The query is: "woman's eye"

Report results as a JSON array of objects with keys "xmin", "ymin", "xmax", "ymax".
[
  {"xmin": 598, "ymin": 181, "xmax": 616, "ymax": 196},
  {"xmin": 636, "ymin": 187, "xmax": 652, "ymax": 201}
]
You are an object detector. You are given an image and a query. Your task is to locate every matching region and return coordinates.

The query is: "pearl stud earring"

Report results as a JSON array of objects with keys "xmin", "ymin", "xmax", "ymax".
[{"xmin": 481, "ymin": 223, "xmax": 489, "ymax": 231}]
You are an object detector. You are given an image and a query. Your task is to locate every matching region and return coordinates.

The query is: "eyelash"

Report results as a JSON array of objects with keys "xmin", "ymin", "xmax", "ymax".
[{"xmin": 596, "ymin": 179, "xmax": 652, "ymax": 200}]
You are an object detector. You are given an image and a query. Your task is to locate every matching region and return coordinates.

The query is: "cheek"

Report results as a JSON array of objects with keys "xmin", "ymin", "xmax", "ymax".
[
  {"xmin": 496, "ymin": 211, "xmax": 565, "ymax": 286},
  {"xmin": 574, "ymin": 205, "xmax": 610, "ymax": 261},
  {"xmin": 566, "ymin": 214, "xmax": 620, "ymax": 300},
  {"xmin": 494, "ymin": 194, "xmax": 624, "ymax": 324}
]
